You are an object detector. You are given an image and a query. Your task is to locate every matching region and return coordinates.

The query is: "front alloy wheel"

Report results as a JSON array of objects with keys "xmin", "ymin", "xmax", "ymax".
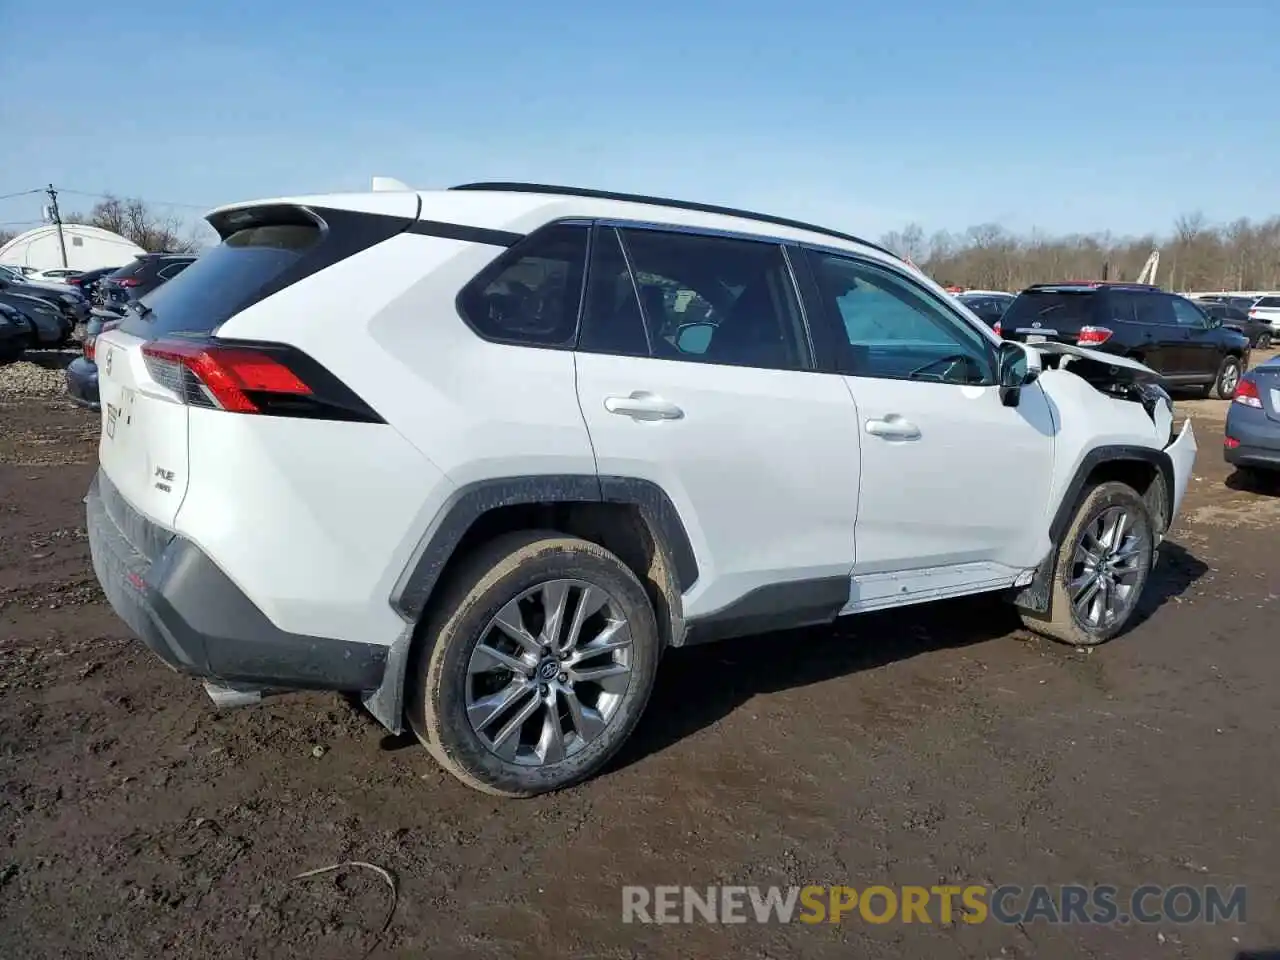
[{"xmin": 1065, "ymin": 505, "xmax": 1150, "ymax": 632}]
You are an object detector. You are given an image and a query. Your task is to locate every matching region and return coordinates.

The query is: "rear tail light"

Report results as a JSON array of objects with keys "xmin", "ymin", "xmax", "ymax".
[
  {"xmin": 66, "ymin": 277, "xmax": 83, "ymax": 286},
  {"xmin": 992, "ymin": 321, "xmax": 1002, "ymax": 337},
  {"xmin": 1077, "ymin": 326, "xmax": 1113, "ymax": 346},
  {"xmin": 1248, "ymin": 309, "xmax": 1258, "ymax": 318},
  {"xmin": 140, "ymin": 338, "xmax": 383, "ymax": 422},
  {"xmin": 1224, "ymin": 436, "xmax": 1240, "ymax": 448},
  {"xmin": 1233, "ymin": 377, "xmax": 1263, "ymax": 408},
  {"xmin": 84, "ymin": 337, "xmax": 96, "ymax": 362}
]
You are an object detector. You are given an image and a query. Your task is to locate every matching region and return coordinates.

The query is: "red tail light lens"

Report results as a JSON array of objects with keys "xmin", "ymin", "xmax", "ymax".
[
  {"xmin": 142, "ymin": 339, "xmax": 310, "ymax": 413},
  {"xmin": 138, "ymin": 338, "xmax": 383, "ymax": 422},
  {"xmin": 1077, "ymin": 326, "xmax": 1113, "ymax": 346},
  {"xmin": 992, "ymin": 320, "xmax": 1002, "ymax": 337},
  {"xmin": 84, "ymin": 337, "xmax": 96, "ymax": 362},
  {"xmin": 1224, "ymin": 436, "xmax": 1240, "ymax": 448},
  {"xmin": 1233, "ymin": 377, "xmax": 1263, "ymax": 408},
  {"xmin": 115, "ymin": 277, "xmax": 140, "ymax": 287}
]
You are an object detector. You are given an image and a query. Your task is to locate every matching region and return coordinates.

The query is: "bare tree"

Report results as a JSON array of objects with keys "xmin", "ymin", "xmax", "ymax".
[
  {"xmin": 0, "ymin": 228, "xmax": 17, "ymax": 248},
  {"xmin": 64, "ymin": 195, "xmax": 199, "ymax": 254}
]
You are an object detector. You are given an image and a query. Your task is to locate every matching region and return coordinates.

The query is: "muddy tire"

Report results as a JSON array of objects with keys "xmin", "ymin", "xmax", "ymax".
[
  {"xmin": 1019, "ymin": 482, "xmax": 1155, "ymax": 647},
  {"xmin": 407, "ymin": 530, "xmax": 661, "ymax": 797},
  {"xmin": 1213, "ymin": 355, "xmax": 1243, "ymax": 400}
]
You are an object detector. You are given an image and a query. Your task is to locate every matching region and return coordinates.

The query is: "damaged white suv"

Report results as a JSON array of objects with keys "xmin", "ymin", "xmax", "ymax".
[{"xmin": 86, "ymin": 181, "xmax": 1197, "ymax": 796}]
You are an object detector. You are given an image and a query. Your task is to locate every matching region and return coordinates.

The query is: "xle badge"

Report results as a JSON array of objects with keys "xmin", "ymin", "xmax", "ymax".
[{"xmin": 154, "ymin": 466, "xmax": 176, "ymax": 493}]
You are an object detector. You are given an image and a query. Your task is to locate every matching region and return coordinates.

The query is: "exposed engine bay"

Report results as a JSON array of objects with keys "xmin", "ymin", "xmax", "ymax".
[{"xmin": 1031, "ymin": 342, "xmax": 1175, "ymax": 443}]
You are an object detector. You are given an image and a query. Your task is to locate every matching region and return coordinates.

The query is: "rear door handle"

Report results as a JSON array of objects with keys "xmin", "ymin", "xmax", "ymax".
[
  {"xmin": 604, "ymin": 391, "xmax": 684, "ymax": 421},
  {"xmin": 865, "ymin": 417, "xmax": 921, "ymax": 441}
]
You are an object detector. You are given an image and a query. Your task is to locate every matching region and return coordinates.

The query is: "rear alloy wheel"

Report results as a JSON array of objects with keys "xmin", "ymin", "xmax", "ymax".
[
  {"xmin": 408, "ymin": 531, "xmax": 660, "ymax": 797},
  {"xmin": 1019, "ymin": 482, "xmax": 1155, "ymax": 647},
  {"xmin": 1256, "ymin": 332, "xmax": 1272, "ymax": 351},
  {"xmin": 1214, "ymin": 355, "xmax": 1242, "ymax": 400}
]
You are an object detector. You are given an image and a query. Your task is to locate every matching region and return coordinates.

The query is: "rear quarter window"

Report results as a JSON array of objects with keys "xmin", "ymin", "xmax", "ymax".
[
  {"xmin": 118, "ymin": 224, "xmax": 320, "ymax": 339},
  {"xmin": 1256, "ymin": 297, "xmax": 1280, "ymax": 308}
]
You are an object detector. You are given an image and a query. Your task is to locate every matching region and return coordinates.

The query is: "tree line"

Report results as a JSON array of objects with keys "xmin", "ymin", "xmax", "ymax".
[{"xmin": 881, "ymin": 213, "xmax": 1280, "ymax": 293}]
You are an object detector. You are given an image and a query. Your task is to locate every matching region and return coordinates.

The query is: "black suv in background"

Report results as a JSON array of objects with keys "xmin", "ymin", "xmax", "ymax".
[
  {"xmin": 997, "ymin": 282, "xmax": 1251, "ymax": 398},
  {"xmin": 100, "ymin": 253, "xmax": 196, "ymax": 308}
]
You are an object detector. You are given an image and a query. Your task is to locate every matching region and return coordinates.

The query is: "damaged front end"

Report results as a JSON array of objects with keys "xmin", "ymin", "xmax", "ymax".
[{"xmin": 1033, "ymin": 342, "xmax": 1176, "ymax": 441}]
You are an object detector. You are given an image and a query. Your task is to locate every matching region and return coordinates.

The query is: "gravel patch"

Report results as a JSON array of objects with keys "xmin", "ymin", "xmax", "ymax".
[{"xmin": 0, "ymin": 354, "xmax": 77, "ymax": 399}]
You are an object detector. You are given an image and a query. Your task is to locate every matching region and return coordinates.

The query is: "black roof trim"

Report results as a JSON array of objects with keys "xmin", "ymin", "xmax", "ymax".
[{"xmin": 448, "ymin": 181, "xmax": 901, "ymax": 261}]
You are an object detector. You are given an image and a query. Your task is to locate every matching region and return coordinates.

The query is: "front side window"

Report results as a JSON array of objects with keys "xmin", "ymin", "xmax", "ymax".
[
  {"xmin": 615, "ymin": 228, "xmax": 808, "ymax": 371},
  {"xmin": 456, "ymin": 223, "xmax": 589, "ymax": 347},
  {"xmin": 806, "ymin": 251, "xmax": 994, "ymax": 384},
  {"xmin": 1171, "ymin": 297, "xmax": 1208, "ymax": 327},
  {"xmin": 1134, "ymin": 294, "xmax": 1175, "ymax": 326}
]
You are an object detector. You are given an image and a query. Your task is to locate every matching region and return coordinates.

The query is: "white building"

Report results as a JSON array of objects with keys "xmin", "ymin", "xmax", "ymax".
[{"xmin": 0, "ymin": 224, "xmax": 145, "ymax": 273}]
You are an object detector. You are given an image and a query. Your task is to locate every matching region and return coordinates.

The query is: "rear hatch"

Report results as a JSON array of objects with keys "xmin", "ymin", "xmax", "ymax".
[
  {"xmin": 93, "ymin": 198, "xmax": 418, "ymax": 528},
  {"xmin": 1000, "ymin": 287, "xmax": 1098, "ymax": 344}
]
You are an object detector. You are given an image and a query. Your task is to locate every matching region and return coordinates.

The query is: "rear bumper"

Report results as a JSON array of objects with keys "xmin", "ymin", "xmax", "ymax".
[
  {"xmin": 1224, "ymin": 404, "xmax": 1280, "ymax": 470},
  {"xmin": 65, "ymin": 358, "xmax": 100, "ymax": 410},
  {"xmin": 86, "ymin": 469, "xmax": 389, "ymax": 693}
]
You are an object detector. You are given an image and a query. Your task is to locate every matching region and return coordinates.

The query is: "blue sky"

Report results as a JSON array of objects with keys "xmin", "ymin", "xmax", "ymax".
[{"xmin": 2, "ymin": 0, "xmax": 1276, "ymax": 245}]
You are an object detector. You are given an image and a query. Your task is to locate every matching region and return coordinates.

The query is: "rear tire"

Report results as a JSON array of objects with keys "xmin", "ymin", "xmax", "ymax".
[
  {"xmin": 407, "ymin": 530, "xmax": 661, "ymax": 797},
  {"xmin": 1256, "ymin": 332, "xmax": 1272, "ymax": 350},
  {"xmin": 1019, "ymin": 482, "xmax": 1155, "ymax": 647},
  {"xmin": 1213, "ymin": 355, "xmax": 1242, "ymax": 400}
]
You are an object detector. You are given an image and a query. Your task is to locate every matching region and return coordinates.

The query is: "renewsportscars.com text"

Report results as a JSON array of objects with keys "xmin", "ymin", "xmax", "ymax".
[{"xmin": 622, "ymin": 884, "xmax": 1247, "ymax": 926}]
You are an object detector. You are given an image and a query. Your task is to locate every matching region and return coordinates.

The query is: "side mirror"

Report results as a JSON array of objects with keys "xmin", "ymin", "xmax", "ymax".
[
  {"xmin": 675, "ymin": 322, "xmax": 715, "ymax": 354},
  {"xmin": 997, "ymin": 340, "xmax": 1041, "ymax": 407}
]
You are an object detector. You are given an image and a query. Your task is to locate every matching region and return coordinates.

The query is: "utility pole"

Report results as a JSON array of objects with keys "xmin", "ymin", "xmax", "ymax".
[{"xmin": 46, "ymin": 184, "xmax": 68, "ymax": 268}]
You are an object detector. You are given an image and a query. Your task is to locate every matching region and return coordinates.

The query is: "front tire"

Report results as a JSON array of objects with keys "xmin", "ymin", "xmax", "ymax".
[
  {"xmin": 1213, "ymin": 355, "xmax": 1243, "ymax": 400},
  {"xmin": 407, "ymin": 530, "xmax": 661, "ymax": 797},
  {"xmin": 1019, "ymin": 482, "xmax": 1155, "ymax": 647}
]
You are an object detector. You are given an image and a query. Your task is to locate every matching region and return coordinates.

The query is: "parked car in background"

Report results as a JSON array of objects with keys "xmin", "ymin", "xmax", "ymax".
[
  {"xmin": 0, "ymin": 265, "xmax": 90, "ymax": 326},
  {"xmin": 1196, "ymin": 294, "xmax": 1259, "ymax": 312},
  {"xmin": 1195, "ymin": 300, "xmax": 1272, "ymax": 349},
  {"xmin": 0, "ymin": 302, "xmax": 32, "ymax": 361},
  {"xmin": 65, "ymin": 309, "xmax": 122, "ymax": 409},
  {"xmin": 1225, "ymin": 356, "xmax": 1280, "ymax": 477},
  {"xmin": 1, "ymin": 264, "xmax": 38, "ymax": 278},
  {"xmin": 27, "ymin": 267, "xmax": 84, "ymax": 284},
  {"xmin": 100, "ymin": 254, "xmax": 196, "ymax": 309},
  {"xmin": 1248, "ymin": 295, "xmax": 1280, "ymax": 334},
  {"xmin": 64, "ymin": 265, "xmax": 124, "ymax": 302},
  {"xmin": 957, "ymin": 291, "xmax": 1015, "ymax": 328},
  {"xmin": 0, "ymin": 288, "xmax": 73, "ymax": 347},
  {"xmin": 997, "ymin": 282, "xmax": 1250, "ymax": 398}
]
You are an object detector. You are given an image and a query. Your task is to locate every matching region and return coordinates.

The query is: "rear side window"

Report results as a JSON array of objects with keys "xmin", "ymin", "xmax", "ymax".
[
  {"xmin": 109, "ymin": 258, "xmax": 148, "ymax": 279},
  {"xmin": 1257, "ymin": 297, "xmax": 1280, "ymax": 308},
  {"xmin": 456, "ymin": 223, "xmax": 589, "ymax": 347},
  {"xmin": 1002, "ymin": 290, "xmax": 1097, "ymax": 329},
  {"xmin": 118, "ymin": 223, "xmax": 320, "ymax": 339}
]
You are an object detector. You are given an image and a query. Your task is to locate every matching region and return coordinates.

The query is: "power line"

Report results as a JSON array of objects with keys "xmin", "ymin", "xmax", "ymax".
[
  {"xmin": 0, "ymin": 188, "xmax": 44, "ymax": 202},
  {"xmin": 59, "ymin": 188, "xmax": 211, "ymax": 210}
]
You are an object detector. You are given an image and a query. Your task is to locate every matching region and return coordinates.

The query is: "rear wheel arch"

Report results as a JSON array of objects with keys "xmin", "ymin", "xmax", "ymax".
[{"xmin": 392, "ymin": 475, "xmax": 698, "ymax": 651}]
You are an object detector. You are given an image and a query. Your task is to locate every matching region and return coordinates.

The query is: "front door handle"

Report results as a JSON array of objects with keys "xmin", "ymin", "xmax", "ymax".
[
  {"xmin": 865, "ymin": 417, "xmax": 921, "ymax": 441},
  {"xmin": 604, "ymin": 391, "xmax": 684, "ymax": 422}
]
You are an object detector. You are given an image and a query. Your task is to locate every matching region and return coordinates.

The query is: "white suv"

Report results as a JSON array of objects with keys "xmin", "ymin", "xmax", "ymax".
[
  {"xmin": 87, "ymin": 182, "xmax": 1197, "ymax": 796},
  {"xmin": 1249, "ymin": 295, "xmax": 1280, "ymax": 333}
]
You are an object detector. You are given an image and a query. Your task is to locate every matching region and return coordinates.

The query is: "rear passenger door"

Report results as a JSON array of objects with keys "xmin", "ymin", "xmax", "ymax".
[{"xmin": 573, "ymin": 224, "xmax": 861, "ymax": 622}]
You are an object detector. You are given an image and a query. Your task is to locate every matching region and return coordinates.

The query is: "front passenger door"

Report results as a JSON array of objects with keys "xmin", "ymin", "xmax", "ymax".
[
  {"xmin": 1170, "ymin": 296, "xmax": 1221, "ymax": 381},
  {"xmin": 801, "ymin": 249, "xmax": 1055, "ymax": 602}
]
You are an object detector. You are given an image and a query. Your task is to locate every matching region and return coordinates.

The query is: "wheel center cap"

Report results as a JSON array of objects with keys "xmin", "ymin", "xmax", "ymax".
[{"xmin": 537, "ymin": 659, "xmax": 560, "ymax": 682}]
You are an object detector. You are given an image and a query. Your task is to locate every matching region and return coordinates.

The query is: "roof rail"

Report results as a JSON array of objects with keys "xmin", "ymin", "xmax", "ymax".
[{"xmin": 447, "ymin": 181, "xmax": 901, "ymax": 261}]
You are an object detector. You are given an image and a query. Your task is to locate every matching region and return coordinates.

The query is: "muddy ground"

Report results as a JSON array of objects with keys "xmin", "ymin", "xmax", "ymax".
[{"xmin": 1, "ymin": 366, "xmax": 1278, "ymax": 959}]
